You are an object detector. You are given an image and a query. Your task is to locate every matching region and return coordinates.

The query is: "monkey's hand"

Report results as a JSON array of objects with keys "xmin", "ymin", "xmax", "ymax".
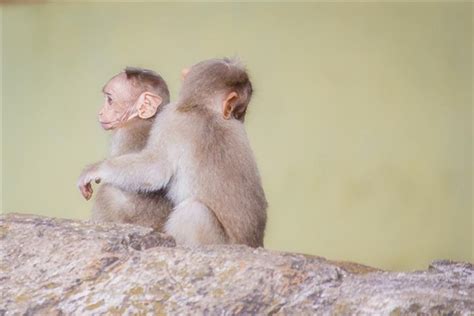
[{"xmin": 77, "ymin": 163, "xmax": 103, "ymax": 200}]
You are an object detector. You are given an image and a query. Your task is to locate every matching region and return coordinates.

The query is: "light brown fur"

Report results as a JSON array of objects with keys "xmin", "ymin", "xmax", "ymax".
[
  {"xmin": 91, "ymin": 119, "xmax": 172, "ymax": 231},
  {"xmin": 89, "ymin": 68, "xmax": 173, "ymax": 231},
  {"xmin": 80, "ymin": 58, "xmax": 267, "ymax": 247}
]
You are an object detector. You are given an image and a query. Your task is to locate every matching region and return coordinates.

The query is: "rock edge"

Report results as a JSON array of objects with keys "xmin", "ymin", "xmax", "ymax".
[{"xmin": 1, "ymin": 213, "xmax": 472, "ymax": 315}]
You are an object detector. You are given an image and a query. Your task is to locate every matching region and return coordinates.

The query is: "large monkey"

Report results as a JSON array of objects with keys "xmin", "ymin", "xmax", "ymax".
[
  {"xmin": 78, "ymin": 58, "xmax": 267, "ymax": 247},
  {"xmin": 87, "ymin": 67, "xmax": 173, "ymax": 230}
]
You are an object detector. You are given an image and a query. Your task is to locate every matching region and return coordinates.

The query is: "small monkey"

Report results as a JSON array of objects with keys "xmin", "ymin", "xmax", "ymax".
[
  {"xmin": 79, "ymin": 58, "xmax": 267, "ymax": 247},
  {"xmin": 87, "ymin": 67, "xmax": 173, "ymax": 230}
]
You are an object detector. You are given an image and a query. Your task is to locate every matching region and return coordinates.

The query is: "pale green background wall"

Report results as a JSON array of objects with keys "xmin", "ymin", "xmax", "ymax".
[{"xmin": 2, "ymin": 2, "xmax": 472, "ymax": 271}]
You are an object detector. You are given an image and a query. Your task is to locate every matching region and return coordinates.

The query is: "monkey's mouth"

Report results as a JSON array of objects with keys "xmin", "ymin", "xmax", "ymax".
[{"xmin": 99, "ymin": 121, "xmax": 115, "ymax": 130}]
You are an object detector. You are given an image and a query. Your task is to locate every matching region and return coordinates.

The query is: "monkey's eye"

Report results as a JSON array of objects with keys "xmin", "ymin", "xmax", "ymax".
[{"xmin": 106, "ymin": 96, "xmax": 113, "ymax": 104}]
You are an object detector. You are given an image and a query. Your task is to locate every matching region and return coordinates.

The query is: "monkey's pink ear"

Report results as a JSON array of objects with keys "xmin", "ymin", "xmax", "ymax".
[
  {"xmin": 181, "ymin": 68, "xmax": 190, "ymax": 81},
  {"xmin": 222, "ymin": 91, "xmax": 239, "ymax": 120},
  {"xmin": 136, "ymin": 92, "xmax": 162, "ymax": 119}
]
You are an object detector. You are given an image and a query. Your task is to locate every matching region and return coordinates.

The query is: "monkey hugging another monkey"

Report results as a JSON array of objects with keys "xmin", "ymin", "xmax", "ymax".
[{"xmin": 78, "ymin": 58, "xmax": 267, "ymax": 248}]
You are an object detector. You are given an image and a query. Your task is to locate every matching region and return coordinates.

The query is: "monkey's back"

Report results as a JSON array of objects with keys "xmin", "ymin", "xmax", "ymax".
[{"xmin": 163, "ymin": 109, "xmax": 268, "ymax": 247}]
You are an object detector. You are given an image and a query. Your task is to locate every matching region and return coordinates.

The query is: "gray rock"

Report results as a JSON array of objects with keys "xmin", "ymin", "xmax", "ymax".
[{"xmin": 0, "ymin": 213, "xmax": 472, "ymax": 315}]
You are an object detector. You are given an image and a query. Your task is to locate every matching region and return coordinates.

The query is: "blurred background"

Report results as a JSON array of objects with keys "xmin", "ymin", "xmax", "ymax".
[{"xmin": 1, "ymin": 2, "xmax": 472, "ymax": 271}]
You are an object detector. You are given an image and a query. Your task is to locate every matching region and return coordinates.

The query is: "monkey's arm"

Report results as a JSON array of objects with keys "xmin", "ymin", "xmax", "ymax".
[{"xmin": 78, "ymin": 152, "xmax": 173, "ymax": 200}]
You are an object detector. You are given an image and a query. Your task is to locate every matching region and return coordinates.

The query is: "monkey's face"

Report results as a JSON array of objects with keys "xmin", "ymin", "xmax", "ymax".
[{"xmin": 99, "ymin": 74, "xmax": 139, "ymax": 130}]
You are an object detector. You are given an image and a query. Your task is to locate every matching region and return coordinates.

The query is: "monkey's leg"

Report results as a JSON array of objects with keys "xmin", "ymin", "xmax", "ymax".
[{"xmin": 164, "ymin": 199, "xmax": 228, "ymax": 246}]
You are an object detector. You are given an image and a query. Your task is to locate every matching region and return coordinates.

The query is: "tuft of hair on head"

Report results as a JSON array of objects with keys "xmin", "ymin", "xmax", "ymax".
[
  {"xmin": 124, "ymin": 67, "xmax": 170, "ymax": 104},
  {"xmin": 222, "ymin": 56, "xmax": 245, "ymax": 70}
]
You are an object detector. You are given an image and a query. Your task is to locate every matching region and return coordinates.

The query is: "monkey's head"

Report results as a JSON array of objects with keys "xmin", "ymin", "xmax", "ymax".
[
  {"xmin": 99, "ymin": 67, "xmax": 170, "ymax": 130},
  {"xmin": 178, "ymin": 58, "xmax": 253, "ymax": 122}
]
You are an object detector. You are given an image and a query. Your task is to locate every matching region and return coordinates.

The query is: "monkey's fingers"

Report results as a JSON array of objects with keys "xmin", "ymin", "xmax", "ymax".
[
  {"xmin": 79, "ymin": 185, "xmax": 88, "ymax": 200},
  {"xmin": 79, "ymin": 187, "xmax": 87, "ymax": 199},
  {"xmin": 79, "ymin": 182, "xmax": 92, "ymax": 200},
  {"xmin": 86, "ymin": 191, "xmax": 93, "ymax": 200},
  {"xmin": 85, "ymin": 183, "xmax": 93, "ymax": 200}
]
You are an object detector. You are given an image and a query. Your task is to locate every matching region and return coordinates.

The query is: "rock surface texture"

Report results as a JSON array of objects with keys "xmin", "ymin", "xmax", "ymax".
[{"xmin": 1, "ymin": 213, "xmax": 473, "ymax": 315}]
